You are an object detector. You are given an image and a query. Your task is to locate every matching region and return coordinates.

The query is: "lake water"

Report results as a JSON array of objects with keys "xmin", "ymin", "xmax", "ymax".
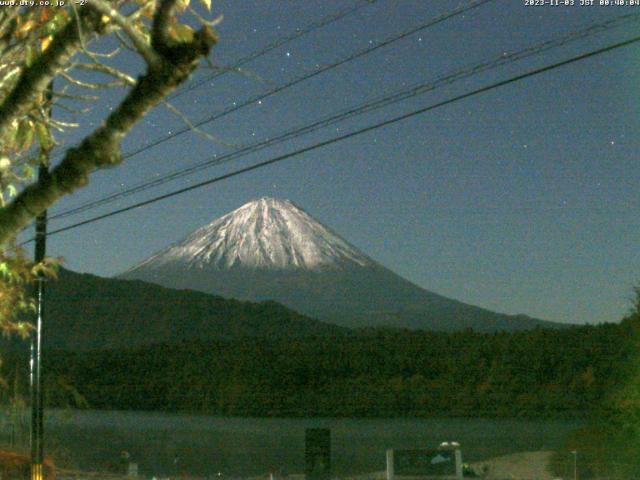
[{"xmin": 8, "ymin": 410, "xmax": 583, "ymax": 477}]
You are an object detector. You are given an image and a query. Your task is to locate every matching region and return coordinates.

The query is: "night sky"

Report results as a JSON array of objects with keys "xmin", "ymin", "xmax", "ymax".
[{"xmin": 26, "ymin": 0, "xmax": 640, "ymax": 325}]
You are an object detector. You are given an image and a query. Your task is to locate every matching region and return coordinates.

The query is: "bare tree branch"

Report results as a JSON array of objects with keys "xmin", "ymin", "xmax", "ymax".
[
  {"xmin": 82, "ymin": 46, "xmax": 121, "ymax": 59},
  {"xmin": 0, "ymin": 67, "xmax": 20, "ymax": 92},
  {"xmin": 54, "ymin": 102, "xmax": 92, "ymax": 115},
  {"xmin": 90, "ymin": 0, "xmax": 161, "ymax": 66},
  {"xmin": 70, "ymin": 1, "xmax": 87, "ymax": 51},
  {"xmin": 114, "ymin": 30, "xmax": 136, "ymax": 53},
  {"xmin": 152, "ymin": 0, "xmax": 179, "ymax": 51},
  {"xmin": 0, "ymin": 9, "xmax": 104, "ymax": 140},
  {"xmin": 60, "ymin": 71, "xmax": 126, "ymax": 90},
  {"xmin": 53, "ymin": 91, "xmax": 100, "ymax": 102},
  {"xmin": 72, "ymin": 62, "xmax": 136, "ymax": 86},
  {"xmin": 162, "ymin": 99, "xmax": 233, "ymax": 147},
  {"xmin": 186, "ymin": 6, "xmax": 223, "ymax": 29},
  {"xmin": 0, "ymin": 20, "xmax": 218, "ymax": 244},
  {"xmin": 51, "ymin": 120, "xmax": 80, "ymax": 131}
]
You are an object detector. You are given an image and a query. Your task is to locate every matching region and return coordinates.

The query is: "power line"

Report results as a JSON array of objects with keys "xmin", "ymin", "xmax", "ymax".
[
  {"xmin": 50, "ymin": 0, "xmax": 494, "ymax": 219},
  {"xmin": 23, "ymin": 33, "xmax": 640, "ymax": 243},
  {"xmin": 166, "ymin": 0, "xmax": 379, "ymax": 101},
  {"xmin": 50, "ymin": 12, "xmax": 640, "ymax": 221},
  {"xmin": 99, "ymin": 0, "xmax": 495, "ymax": 163},
  {"xmin": 20, "ymin": 0, "xmax": 494, "ymax": 235},
  {"xmin": 48, "ymin": 0, "xmax": 378, "ymax": 162}
]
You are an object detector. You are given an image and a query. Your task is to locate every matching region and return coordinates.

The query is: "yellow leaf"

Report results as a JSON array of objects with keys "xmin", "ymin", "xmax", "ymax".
[
  {"xmin": 172, "ymin": 23, "xmax": 194, "ymax": 43},
  {"xmin": 199, "ymin": 0, "xmax": 211, "ymax": 12},
  {"xmin": 176, "ymin": 0, "xmax": 190, "ymax": 12},
  {"xmin": 139, "ymin": 0, "xmax": 156, "ymax": 19},
  {"xmin": 16, "ymin": 19, "xmax": 35, "ymax": 38},
  {"xmin": 41, "ymin": 36, "xmax": 52, "ymax": 52}
]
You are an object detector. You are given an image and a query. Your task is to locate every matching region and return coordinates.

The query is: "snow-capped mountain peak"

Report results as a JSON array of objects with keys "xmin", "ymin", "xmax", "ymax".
[
  {"xmin": 120, "ymin": 197, "xmax": 559, "ymax": 332},
  {"xmin": 127, "ymin": 197, "xmax": 373, "ymax": 272}
]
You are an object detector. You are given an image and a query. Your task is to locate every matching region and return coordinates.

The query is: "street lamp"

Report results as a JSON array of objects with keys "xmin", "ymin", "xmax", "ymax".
[{"xmin": 571, "ymin": 450, "xmax": 577, "ymax": 480}]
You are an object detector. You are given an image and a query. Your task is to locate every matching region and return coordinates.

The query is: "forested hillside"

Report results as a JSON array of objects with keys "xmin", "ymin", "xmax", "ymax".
[
  {"xmin": 42, "ymin": 269, "xmax": 346, "ymax": 350},
  {"xmin": 41, "ymin": 322, "xmax": 628, "ymax": 418}
]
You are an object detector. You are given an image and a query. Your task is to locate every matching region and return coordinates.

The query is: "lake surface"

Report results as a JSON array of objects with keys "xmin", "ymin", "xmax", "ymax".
[{"xmin": 6, "ymin": 410, "xmax": 584, "ymax": 477}]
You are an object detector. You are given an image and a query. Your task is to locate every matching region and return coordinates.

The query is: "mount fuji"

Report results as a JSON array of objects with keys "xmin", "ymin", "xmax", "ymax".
[{"xmin": 119, "ymin": 197, "xmax": 561, "ymax": 332}]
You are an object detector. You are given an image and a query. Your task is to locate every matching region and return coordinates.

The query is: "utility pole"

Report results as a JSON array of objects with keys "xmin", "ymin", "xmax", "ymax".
[
  {"xmin": 30, "ymin": 172, "xmax": 47, "ymax": 480},
  {"xmin": 30, "ymin": 84, "xmax": 52, "ymax": 480}
]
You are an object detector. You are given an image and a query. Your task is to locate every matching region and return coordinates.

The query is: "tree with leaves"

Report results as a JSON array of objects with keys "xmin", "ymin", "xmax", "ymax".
[
  {"xmin": 549, "ymin": 288, "xmax": 640, "ymax": 480},
  {"xmin": 0, "ymin": 0, "xmax": 218, "ymax": 336}
]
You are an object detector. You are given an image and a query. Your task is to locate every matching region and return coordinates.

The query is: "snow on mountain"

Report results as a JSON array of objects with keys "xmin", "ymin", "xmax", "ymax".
[
  {"xmin": 121, "ymin": 197, "xmax": 563, "ymax": 332},
  {"xmin": 126, "ymin": 197, "xmax": 373, "ymax": 273}
]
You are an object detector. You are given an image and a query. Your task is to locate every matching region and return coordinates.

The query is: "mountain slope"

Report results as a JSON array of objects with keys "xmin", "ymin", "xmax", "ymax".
[
  {"xmin": 120, "ymin": 198, "xmax": 563, "ymax": 332},
  {"xmin": 42, "ymin": 268, "xmax": 346, "ymax": 351}
]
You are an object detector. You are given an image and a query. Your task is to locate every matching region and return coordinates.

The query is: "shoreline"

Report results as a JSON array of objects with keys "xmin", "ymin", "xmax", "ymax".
[{"xmin": 55, "ymin": 451, "xmax": 555, "ymax": 480}]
